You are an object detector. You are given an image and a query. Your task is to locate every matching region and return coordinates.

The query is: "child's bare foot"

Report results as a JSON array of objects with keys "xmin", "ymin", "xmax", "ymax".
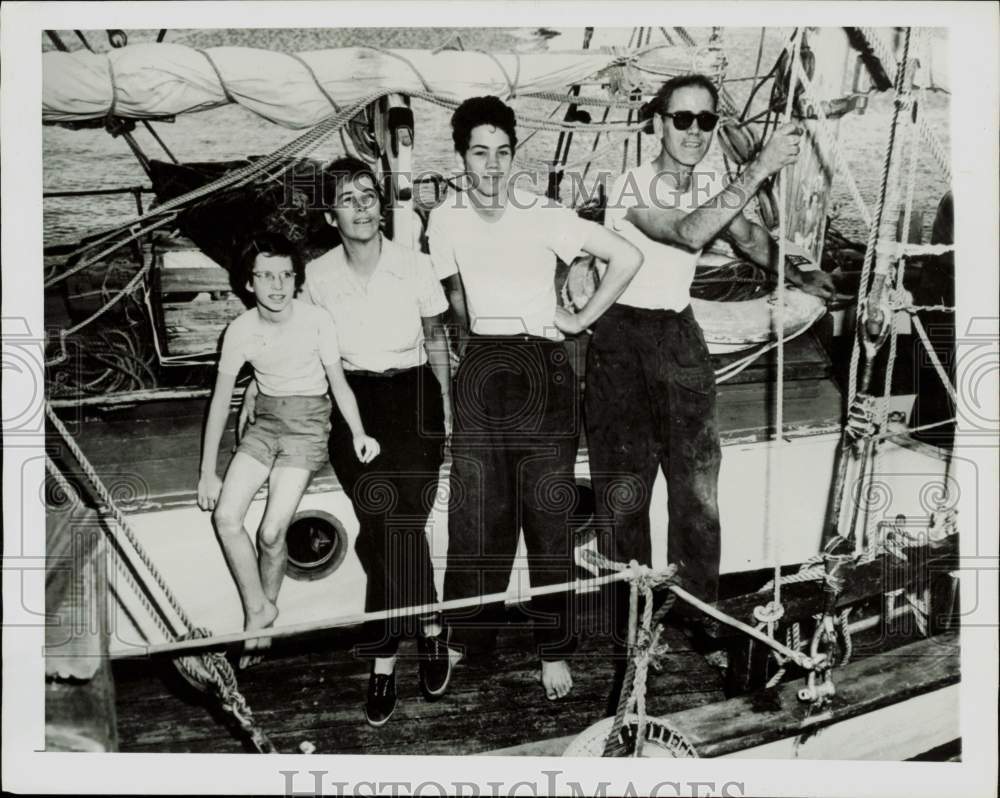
[
  {"xmin": 540, "ymin": 660, "xmax": 573, "ymax": 701},
  {"xmin": 240, "ymin": 600, "xmax": 278, "ymax": 669}
]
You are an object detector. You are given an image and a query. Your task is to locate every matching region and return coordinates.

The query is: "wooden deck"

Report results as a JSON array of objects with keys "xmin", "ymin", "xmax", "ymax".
[
  {"xmin": 110, "ymin": 601, "xmax": 958, "ymax": 757},
  {"xmin": 492, "ymin": 630, "xmax": 961, "ymax": 760},
  {"xmin": 111, "ymin": 606, "xmax": 726, "ymax": 755}
]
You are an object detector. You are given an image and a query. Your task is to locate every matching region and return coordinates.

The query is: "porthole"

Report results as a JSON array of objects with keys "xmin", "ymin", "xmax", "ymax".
[{"xmin": 285, "ymin": 510, "xmax": 348, "ymax": 581}]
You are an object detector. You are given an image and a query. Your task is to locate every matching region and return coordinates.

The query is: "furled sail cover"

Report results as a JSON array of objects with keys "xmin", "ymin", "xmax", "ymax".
[{"xmin": 42, "ymin": 44, "xmax": 622, "ymax": 129}]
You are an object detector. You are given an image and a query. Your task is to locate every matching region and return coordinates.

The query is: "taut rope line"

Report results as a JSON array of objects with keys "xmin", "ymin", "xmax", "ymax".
[{"xmin": 110, "ymin": 550, "xmax": 814, "ymax": 670}]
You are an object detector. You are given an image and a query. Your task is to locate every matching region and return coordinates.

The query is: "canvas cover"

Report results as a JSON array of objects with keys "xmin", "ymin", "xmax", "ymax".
[{"xmin": 43, "ymin": 44, "xmax": 636, "ymax": 128}]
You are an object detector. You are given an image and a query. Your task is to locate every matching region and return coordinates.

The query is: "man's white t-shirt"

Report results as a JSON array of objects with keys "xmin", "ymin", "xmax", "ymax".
[
  {"xmin": 304, "ymin": 236, "xmax": 448, "ymax": 372},
  {"xmin": 217, "ymin": 299, "xmax": 340, "ymax": 396},
  {"xmin": 427, "ymin": 186, "xmax": 593, "ymax": 339},
  {"xmin": 603, "ymin": 161, "xmax": 726, "ymax": 311}
]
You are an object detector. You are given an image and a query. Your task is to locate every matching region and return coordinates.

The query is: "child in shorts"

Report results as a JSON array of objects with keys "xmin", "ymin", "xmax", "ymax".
[{"xmin": 197, "ymin": 232, "xmax": 379, "ymax": 667}]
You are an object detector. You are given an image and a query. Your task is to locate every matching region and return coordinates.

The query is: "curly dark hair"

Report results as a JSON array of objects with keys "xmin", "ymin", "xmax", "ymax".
[
  {"xmin": 641, "ymin": 74, "xmax": 720, "ymax": 127},
  {"xmin": 451, "ymin": 96, "xmax": 518, "ymax": 154},
  {"xmin": 233, "ymin": 231, "xmax": 305, "ymax": 304}
]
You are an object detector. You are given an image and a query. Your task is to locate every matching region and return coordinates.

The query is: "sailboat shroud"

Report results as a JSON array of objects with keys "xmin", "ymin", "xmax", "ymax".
[{"xmin": 41, "ymin": 28, "xmax": 959, "ymax": 759}]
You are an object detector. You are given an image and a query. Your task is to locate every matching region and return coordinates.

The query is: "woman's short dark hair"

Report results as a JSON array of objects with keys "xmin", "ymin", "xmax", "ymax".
[
  {"xmin": 233, "ymin": 231, "xmax": 305, "ymax": 303},
  {"xmin": 451, "ymin": 96, "xmax": 518, "ymax": 154},
  {"xmin": 322, "ymin": 155, "xmax": 383, "ymax": 209},
  {"xmin": 641, "ymin": 74, "xmax": 720, "ymax": 124}
]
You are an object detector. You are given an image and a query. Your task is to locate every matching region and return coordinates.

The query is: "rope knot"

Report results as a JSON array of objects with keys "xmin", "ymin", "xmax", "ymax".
[
  {"xmin": 845, "ymin": 392, "xmax": 880, "ymax": 441},
  {"xmin": 628, "ymin": 559, "xmax": 652, "ymax": 591},
  {"xmin": 887, "ymin": 286, "xmax": 914, "ymax": 312},
  {"xmin": 632, "ymin": 561, "xmax": 679, "ymax": 594},
  {"xmin": 753, "ymin": 600, "xmax": 785, "ymax": 626}
]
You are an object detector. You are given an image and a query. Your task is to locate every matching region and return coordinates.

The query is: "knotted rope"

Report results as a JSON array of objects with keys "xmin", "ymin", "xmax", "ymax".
[
  {"xmin": 577, "ymin": 549, "xmax": 814, "ymax": 755},
  {"xmin": 576, "ymin": 553, "xmax": 677, "ymax": 757}
]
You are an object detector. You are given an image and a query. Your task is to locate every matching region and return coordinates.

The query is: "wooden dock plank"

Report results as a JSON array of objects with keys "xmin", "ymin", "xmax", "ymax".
[
  {"xmin": 491, "ymin": 629, "xmax": 959, "ymax": 757},
  {"xmin": 674, "ymin": 629, "xmax": 959, "ymax": 757},
  {"xmin": 111, "ymin": 610, "xmax": 726, "ymax": 754}
]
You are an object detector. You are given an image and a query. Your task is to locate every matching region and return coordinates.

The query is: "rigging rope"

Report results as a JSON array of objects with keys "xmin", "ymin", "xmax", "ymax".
[
  {"xmin": 763, "ymin": 28, "xmax": 803, "ymax": 636},
  {"xmin": 910, "ymin": 314, "xmax": 959, "ymax": 404},
  {"xmin": 45, "ymin": 458, "xmax": 185, "ymax": 641},
  {"xmin": 713, "ymin": 313, "xmax": 819, "ymax": 384},
  {"xmin": 46, "ymin": 404, "xmax": 277, "ymax": 752},
  {"xmin": 856, "ymin": 29, "xmax": 914, "ymax": 558},
  {"xmin": 796, "ymin": 70, "xmax": 873, "ymax": 227},
  {"xmin": 862, "ymin": 31, "xmax": 919, "ymax": 554},
  {"xmin": 55, "ymin": 85, "xmax": 653, "ymax": 269},
  {"xmin": 845, "ymin": 46, "xmax": 907, "ymax": 407},
  {"xmin": 856, "ymin": 27, "xmax": 952, "ymax": 184}
]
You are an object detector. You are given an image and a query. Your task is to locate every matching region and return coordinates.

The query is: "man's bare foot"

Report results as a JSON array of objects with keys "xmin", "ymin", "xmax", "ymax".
[
  {"xmin": 540, "ymin": 660, "xmax": 573, "ymax": 700},
  {"xmin": 240, "ymin": 600, "xmax": 278, "ymax": 669}
]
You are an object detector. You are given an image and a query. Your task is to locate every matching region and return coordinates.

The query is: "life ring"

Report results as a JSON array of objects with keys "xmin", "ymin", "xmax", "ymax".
[
  {"xmin": 559, "ymin": 247, "xmax": 827, "ymax": 356},
  {"xmin": 694, "ymin": 244, "xmax": 827, "ymax": 354},
  {"xmin": 562, "ymin": 714, "xmax": 699, "ymax": 757},
  {"xmin": 717, "ymin": 119, "xmax": 780, "ymax": 231}
]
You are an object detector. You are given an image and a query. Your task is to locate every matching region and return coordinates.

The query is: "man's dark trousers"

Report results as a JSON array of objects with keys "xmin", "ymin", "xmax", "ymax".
[{"xmin": 585, "ymin": 303, "xmax": 722, "ymax": 652}]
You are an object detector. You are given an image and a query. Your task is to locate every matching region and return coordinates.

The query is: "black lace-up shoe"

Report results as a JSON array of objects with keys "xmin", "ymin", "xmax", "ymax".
[
  {"xmin": 417, "ymin": 628, "xmax": 452, "ymax": 700},
  {"xmin": 364, "ymin": 668, "xmax": 397, "ymax": 727}
]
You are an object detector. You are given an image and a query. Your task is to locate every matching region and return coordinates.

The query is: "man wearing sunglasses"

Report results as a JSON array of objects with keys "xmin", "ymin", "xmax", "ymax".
[{"xmin": 586, "ymin": 74, "xmax": 835, "ymax": 692}]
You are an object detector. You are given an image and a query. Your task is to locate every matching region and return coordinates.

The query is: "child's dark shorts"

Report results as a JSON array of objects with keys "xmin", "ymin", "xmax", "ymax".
[{"xmin": 238, "ymin": 393, "xmax": 332, "ymax": 472}]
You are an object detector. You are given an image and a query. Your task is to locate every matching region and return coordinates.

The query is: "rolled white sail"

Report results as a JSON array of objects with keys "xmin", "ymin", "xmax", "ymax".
[{"xmin": 42, "ymin": 42, "xmax": 725, "ymax": 129}]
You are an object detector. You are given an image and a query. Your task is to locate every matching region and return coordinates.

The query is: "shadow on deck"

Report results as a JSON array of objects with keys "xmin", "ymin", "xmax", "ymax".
[{"xmin": 112, "ymin": 606, "xmax": 726, "ymax": 755}]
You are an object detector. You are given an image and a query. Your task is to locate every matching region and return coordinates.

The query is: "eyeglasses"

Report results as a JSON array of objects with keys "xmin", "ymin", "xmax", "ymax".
[
  {"xmin": 252, "ymin": 270, "xmax": 295, "ymax": 285},
  {"xmin": 662, "ymin": 111, "xmax": 720, "ymax": 133}
]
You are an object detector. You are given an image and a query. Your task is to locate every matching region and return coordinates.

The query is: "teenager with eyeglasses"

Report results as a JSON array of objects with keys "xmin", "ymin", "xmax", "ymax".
[
  {"xmin": 198, "ymin": 232, "xmax": 379, "ymax": 670},
  {"xmin": 586, "ymin": 74, "xmax": 835, "ymax": 704},
  {"xmin": 240, "ymin": 158, "xmax": 455, "ymax": 727}
]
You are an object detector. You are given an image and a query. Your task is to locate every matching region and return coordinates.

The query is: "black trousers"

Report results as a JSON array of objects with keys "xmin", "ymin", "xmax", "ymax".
[
  {"xmin": 328, "ymin": 364, "xmax": 445, "ymax": 657},
  {"xmin": 444, "ymin": 335, "xmax": 580, "ymax": 660},
  {"xmin": 585, "ymin": 304, "xmax": 722, "ymax": 651}
]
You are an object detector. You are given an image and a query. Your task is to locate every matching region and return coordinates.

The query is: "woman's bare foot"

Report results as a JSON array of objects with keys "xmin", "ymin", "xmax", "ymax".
[
  {"xmin": 240, "ymin": 600, "xmax": 278, "ymax": 669},
  {"xmin": 540, "ymin": 660, "xmax": 573, "ymax": 700}
]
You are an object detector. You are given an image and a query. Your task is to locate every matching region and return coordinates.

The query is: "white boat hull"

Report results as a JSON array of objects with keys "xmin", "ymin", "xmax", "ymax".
[{"xmin": 108, "ymin": 432, "xmax": 955, "ymax": 657}]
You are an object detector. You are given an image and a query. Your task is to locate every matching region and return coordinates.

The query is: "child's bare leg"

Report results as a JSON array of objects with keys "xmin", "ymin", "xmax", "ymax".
[
  {"xmin": 243, "ymin": 464, "xmax": 312, "ymax": 667},
  {"xmin": 257, "ymin": 465, "xmax": 312, "ymax": 601},
  {"xmin": 211, "ymin": 453, "xmax": 275, "ymax": 641}
]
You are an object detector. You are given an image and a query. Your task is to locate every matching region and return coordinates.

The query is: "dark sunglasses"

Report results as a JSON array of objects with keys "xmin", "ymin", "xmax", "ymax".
[{"xmin": 662, "ymin": 111, "xmax": 720, "ymax": 132}]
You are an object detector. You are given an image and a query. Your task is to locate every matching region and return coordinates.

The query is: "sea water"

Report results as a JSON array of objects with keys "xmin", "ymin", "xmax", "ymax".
[{"xmin": 42, "ymin": 27, "xmax": 951, "ymax": 247}]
